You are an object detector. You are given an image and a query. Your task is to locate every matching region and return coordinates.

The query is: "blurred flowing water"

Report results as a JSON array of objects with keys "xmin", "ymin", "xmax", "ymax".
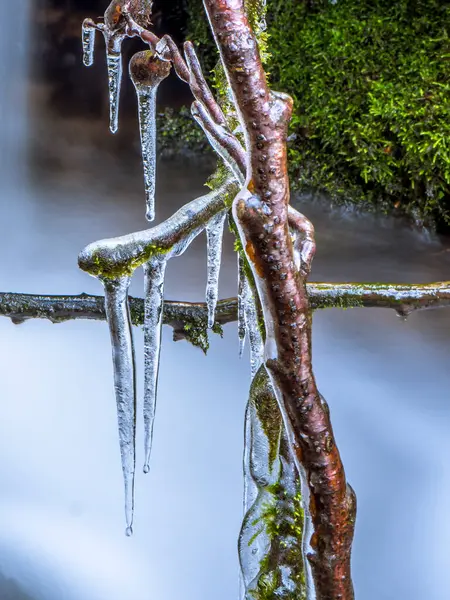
[{"xmin": 1, "ymin": 4, "xmax": 450, "ymax": 600}]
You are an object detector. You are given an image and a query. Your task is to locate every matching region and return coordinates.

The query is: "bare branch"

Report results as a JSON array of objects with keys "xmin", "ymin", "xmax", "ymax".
[{"xmin": 204, "ymin": 1, "xmax": 356, "ymax": 596}]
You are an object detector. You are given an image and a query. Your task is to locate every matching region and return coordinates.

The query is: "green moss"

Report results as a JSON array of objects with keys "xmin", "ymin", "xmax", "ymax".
[
  {"xmin": 251, "ymin": 369, "xmax": 282, "ymax": 471},
  {"xmin": 312, "ymin": 293, "xmax": 364, "ymax": 311},
  {"xmin": 182, "ymin": 0, "xmax": 450, "ymax": 230},
  {"xmin": 269, "ymin": 0, "xmax": 450, "ymax": 229},
  {"xmin": 250, "ymin": 471, "xmax": 307, "ymax": 600},
  {"xmin": 88, "ymin": 243, "xmax": 171, "ymax": 280},
  {"xmin": 157, "ymin": 107, "xmax": 211, "ymax": 156},
  {"xmin": 211, "ymin": 322, "xmax": 224, "ymax": 337},
  {"xmin": 183, "ymin": 320, "xmax": 210, "ymax": 353}
]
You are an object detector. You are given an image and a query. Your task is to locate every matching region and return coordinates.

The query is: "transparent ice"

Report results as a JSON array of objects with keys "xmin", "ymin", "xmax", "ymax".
[
  {"xmin": 106, "ymin": 51, "xmax": 123, "ymax": 134},
  {"xmin": 205, "ymin": 210, "xmax": 227, "ymax": 328},
  {"xmin": 102, "ymin": 276, "xmax": 136, "ymax": 536},
  {"xmin": 81, "ymin": 20, "xmax": 95, "ymax": 67},
  {"xmin": 134, "ymin": 85, "xmax": 158, "ymax": 222},
  {"xmin": 239, "ymin": 372, "xmax": 281, "ymax": 598},
  {"xmin": 143, "ymin": 257, "xmax": 167, "ymax": 474},
  {"xmin": 239, "ymin": 370, "xmax": 307, "ymax": 599},
  {"xmin": 244, "ymin": 289, "xmax": 264, "ymax": 379},
  {"xmin": 238, "ymin": 254, "xmax": 247, "ymax": 357}
]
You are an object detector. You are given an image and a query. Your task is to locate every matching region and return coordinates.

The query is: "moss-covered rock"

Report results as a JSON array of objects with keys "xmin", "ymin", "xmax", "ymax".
[{"xmin": 182, "ymin": 0, "xmax": 450, "ymax": 231}]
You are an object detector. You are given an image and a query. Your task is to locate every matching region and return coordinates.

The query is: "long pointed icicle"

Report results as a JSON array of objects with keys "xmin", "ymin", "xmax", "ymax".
[
  {"xmin": 238, "ymin": 254, "xmax": 247, "ymax": 357},
  {"xmin": 137, "ymin": 86, "xmax": 158, "ymax": 220},
  {"xmin": 81, "ymin": 20, "xmax": 95, "ymax": 67},
  {"xmin": 143, "ymin": 257, "xmax": 167, "ymax": 474},
  {"xmin": 206, "ymin": 211, "xmax": 227, "ymax": 328},
  {"xmin": 106, "ymin": 49, "xmax": 123, "ymax": 134},
  {"xmin": 102, "ymin": 276, "xmax": 136, "ymax": 536},
  {"xmin": 129, "ymin": 51, "xmax": 171, "ymax": 222}
]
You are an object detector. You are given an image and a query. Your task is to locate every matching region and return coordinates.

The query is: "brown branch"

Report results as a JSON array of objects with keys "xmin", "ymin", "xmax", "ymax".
[
  {"xmin": 204, "ymin": 1, "xmax": 356, "ymax": 597},
  {"xmin": 184, "ymin": 41, "xmax": 228, "ymax": 127}
]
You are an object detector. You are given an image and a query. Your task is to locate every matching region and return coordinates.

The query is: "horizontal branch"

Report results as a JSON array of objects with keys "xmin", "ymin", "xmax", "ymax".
[
  {"xmin": 78, "ymin": 180, "xmax": 237, "ymax": 279},
  {"xmin": 1, "ymin": 280, "xmax": 448, "ymax": 330}
]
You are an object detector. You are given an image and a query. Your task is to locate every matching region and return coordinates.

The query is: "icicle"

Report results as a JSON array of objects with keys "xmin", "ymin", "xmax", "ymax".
[
  {"xmin": 136, "ymin": 86, "xmax": 158, "ymax": 221},
  {"xmin": 238, "ymin": 254, "xmax": 247, "ymax": 357},
  {"xmin": 106, "ymin": 51, "xmax": 123, "ymax": 134},
  {"xmin": 205, "ymin": 210, "xmax": 227, "ymax": 328},
  {"xmin": 81, "ymin": 20, "xmax": 95, "ymax": 67},
  {"xmin": 143, "ymin": 257, "xmax": 167, "ymax": 474},
  {"xmin": 130, "ymin": 51, "xmax": 171, "ymax": 222},
  {"xmin": 244, "ymin": 289, "xmax": 264, "ymax": 379},
  {"xmin": 102, "ymin": 276, "xmax": 136, "ymax": 536}
]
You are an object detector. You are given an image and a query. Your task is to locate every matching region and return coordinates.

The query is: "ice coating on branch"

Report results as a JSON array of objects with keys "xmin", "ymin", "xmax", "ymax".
[
  {"xmin": 81, "ymin": 20, "xmax": 95, "ymax": 67},
  {"xmin": 240, "ymin": 370, "xmax": 307, "ymax": 599},
  {"xmin": 130, "ymin": 51, "xmax": 171, "ymax": 221},
  {"xmin": 106, "ymin": 51, "xmax": 123, "ymax": 134},
  {"xmin": 239, "ymin": 370, "xmax": 282, "ymax": 598},
  {"xmin": 102, "ymin": 276, "xmax": 136, "ymax": 536},
  {"xmin": 143, "ymin": 257, "xmax": 167, "ymax": 474},
  {"xmin": 205, "ymin": 210, "xmax": 227, "ymax": 328},
  {"xmin": 238, "ymin": 254, "xmax": 247, "ymax": 357},
  {"xmin": 136, "ymin": 87, "xmax": 157, "ymax": 221}
]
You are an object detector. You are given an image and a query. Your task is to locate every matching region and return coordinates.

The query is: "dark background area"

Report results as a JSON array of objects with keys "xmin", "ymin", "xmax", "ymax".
[{"xmin": 32, "ymin": 0, "xmax": 192, "ymax": 119}]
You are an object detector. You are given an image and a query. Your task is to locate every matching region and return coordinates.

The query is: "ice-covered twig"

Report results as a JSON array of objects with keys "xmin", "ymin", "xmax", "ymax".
[
  {"xmin": 183, "ymin": 41, "xmax": 227, "ymax": 127},
  {"xmin": 2, "ymin": 282, "xmax": 450, "ymax": 327},
  {"xmin": 78, "ymin": 179, "xmax": 237, "ymax": 280},
  {"xmin": 116, "ymin": 10, "xmax": 246, "ymax": 167},
  {"xmin": 289, "ymin": 207, "xmax": 316, "ymax": 279},
  {"xmin": 239, "ymin": 366, "xmax": 307, "ymax": 600},
  {"xmin": 191, "ymin": 101, "xmax": 246, "ymax": 183}
]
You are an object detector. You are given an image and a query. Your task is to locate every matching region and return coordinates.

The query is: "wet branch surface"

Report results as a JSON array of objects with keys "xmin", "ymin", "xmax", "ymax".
[
  {"xmin": 204, "ymin": 0, "xmax": 358, "ymax": 596},
  {"xmin": 1, "ymin": 281, "xmax": 448, "ymax": 330}
]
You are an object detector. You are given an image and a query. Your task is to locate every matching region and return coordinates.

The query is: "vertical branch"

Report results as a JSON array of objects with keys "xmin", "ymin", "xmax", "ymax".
[{"xmin": 203, "ymin": 1, "xmax": 356, "ymax": 598}]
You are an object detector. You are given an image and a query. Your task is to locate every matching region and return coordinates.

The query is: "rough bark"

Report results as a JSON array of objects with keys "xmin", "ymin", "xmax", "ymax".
[{"xmin": 203, "ymin": 1, "xmax": 356, "ymax": 597}]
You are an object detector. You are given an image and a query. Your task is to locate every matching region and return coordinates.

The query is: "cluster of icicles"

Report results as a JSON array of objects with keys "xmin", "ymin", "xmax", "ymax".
[
  {"xmin": 80, "ymin": 18, "xmax": 306, "ymax": 600},
  {"xmin": 81, "ymin": 20, "xmax": 266, "ymax": 536}
]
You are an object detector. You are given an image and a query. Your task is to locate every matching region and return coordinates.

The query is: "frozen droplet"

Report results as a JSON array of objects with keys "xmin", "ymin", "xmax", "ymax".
[
  {"xmin": 396, "ymin": 309, "xmax": 409, "ymax": 321},
  {"xmin": 125, "ymin": 526, "xmax": 133, "ymax": 537},
  {"xmin": 81, "ymin": 20, "xmax": 95, "ymax": 67},
  {"xmin": 143, "ymin": 257, "xmax": 167, "ymax": 474},
  {"xmin": 106, "ymin": 52, "xmax": 122, "ymax": 134},
  {"xmin": 102, "ymin": 276, "xmax": 136, "ymax": 534},
  {"xmin": 206, "ymin": 210, "xmax": 227, "ymax": 328},
  {"xmin": 238, "ymin": 254, "xmax": 247, "ymax": 357}
]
